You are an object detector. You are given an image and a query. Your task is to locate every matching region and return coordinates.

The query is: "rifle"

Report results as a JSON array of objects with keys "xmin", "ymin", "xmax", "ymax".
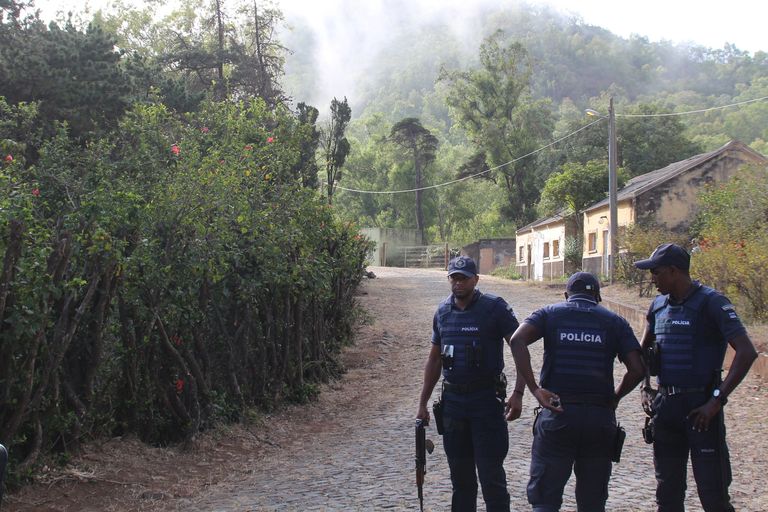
[{"xmin": 415, "ymin": 419, "xmax": 434, "ymax": 512}]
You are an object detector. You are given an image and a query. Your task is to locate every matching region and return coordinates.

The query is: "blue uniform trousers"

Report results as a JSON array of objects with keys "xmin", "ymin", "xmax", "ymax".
[
  {"xmin": 528, "ymin": 404, "xmax": 616, "ymax": 512},
  {"xmin": 442, "ymin": 388, "xmax": 510, "ymax": 512},
  {"xmin": 652, "ymin": 392, "xmax": 734, "ymax": 512}
]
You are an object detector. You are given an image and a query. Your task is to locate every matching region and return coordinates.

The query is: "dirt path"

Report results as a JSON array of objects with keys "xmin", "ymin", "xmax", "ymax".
[{"xmin": 6, "ymin": 267, "xmax": 767, "ymax": 511}]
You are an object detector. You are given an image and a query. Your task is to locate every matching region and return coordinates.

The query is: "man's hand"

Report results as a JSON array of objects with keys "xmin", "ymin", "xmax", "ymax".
[
  {"xmin": 505, "ymin": 393, "xmax": 523, "ymax": 421},
  {"xmin": 416, "ymin": 404, "xmax": 430, "ymax": 425},
  {"xmin": 641, "ymin": 385, "xmax": 657, "ymax": 416},
  {"xmin": 687, "ymin": 399, "xmax": 721, "ymax": 432},
  {"xmin": 533, "ymin": 387, "xmax": 563, "ymax": 413}
]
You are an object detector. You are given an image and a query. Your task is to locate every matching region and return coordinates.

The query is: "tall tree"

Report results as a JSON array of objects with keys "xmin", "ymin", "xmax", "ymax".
[
  {"xmin": 389, "ymin": 118, "xmax": 438, "ymax": 244},
  {"xmin": 538, "ymin": 159, "xmax": 629, "ymax": 232},
  {"xmin": 0, "ymin": 7, "xmax": 133, "ymax": 141},
  {"xmin": 228, "ymin": 1, "xmax": 287, "ymax": 107},
  {"xmin": 616, "ymin": 103, "xmax": 703, "ymax": 176},
  {"xmin": 440, "ymin": 31, "xmax": 553, "ymax": 226},
  {"xmin": 321, "ymin": 96, "xmax": 351, "ymax": 204},
  {"xmin": 293, "ymin": 102, "xmax": 320, "ymax": 188}
]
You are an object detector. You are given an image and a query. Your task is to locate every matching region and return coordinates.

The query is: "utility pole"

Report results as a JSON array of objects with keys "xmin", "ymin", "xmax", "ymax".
[{"xmin": 608, "ymin": 97, "xmax": 618, "ymax": 284}]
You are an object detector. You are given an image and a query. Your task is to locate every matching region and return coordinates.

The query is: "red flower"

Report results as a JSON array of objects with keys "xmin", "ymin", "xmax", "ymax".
[
  {"xmin": 244, "ymin": 144, "xmax": 253, "ymax": 151},
  {"xmin": 201, "ymin": 126, "xmax": 209, "ymax": 133},
  {"xmin": 32, "ymin": 188, "xmax": 40, "ymax": 196},
  {"xmin": 171, "ymin": 144, "xmax": 180, "ymax": 156},
  {"xmin": 4, "ymin": 154, "xmax": 12, "ymax": 162},
  {"xmin": 175, "ymin": 379, "xmax": 185, "ymax": 394},
  {"xmin": 267, "ymin": 136, "xmax": 274, "ymax": 143}
]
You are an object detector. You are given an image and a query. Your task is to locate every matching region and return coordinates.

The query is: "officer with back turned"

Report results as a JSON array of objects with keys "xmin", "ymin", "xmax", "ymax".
[
  {"xmin": 509, "ymin": 272, "xmax": 645, "ymax": 512},
  {"xmin": 635, "ymin": 243, "xmax": 757, "ymax": 512},
  {"xmin": 416, "ymin": 255, "xmax": 525, "ymax": 512}
]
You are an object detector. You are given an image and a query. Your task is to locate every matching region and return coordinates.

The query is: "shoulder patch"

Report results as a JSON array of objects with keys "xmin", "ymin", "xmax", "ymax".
[{"xmin": 721, "ymin": 304, "xmax": 735, "ymax": 311}]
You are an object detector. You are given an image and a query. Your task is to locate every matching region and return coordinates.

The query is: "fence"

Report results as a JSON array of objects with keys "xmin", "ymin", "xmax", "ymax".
[{"xmin": 394, "ymin": 244, "xmax": 452, "ymax": 269}]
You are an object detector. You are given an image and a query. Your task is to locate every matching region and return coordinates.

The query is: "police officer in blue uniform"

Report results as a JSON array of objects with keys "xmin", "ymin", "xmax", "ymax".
[
  {"xmin": 509, "ymin": 272, "xmax": 644, "ymax": 512},
  {"xmin": 416, "ymin": 255, "xmax": 524, "ymax": 512},
  {"xmin": 635, "ymin": 243, "xmax": 757, "ymax": 512}
]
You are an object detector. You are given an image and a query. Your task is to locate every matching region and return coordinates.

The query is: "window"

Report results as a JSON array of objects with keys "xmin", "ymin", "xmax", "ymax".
[
  {"xmin": 588, "ymin": 231, "xmax": 598, "ymax": 253},
  {"xmin": 519, "ymin": 245, "xmax": 525, "ymax": 262},
  {"xmin": 552, "ymin": 239, "xmax": 560, "ymax": 258},
  {"xmin": 543, "ymin": 242, "xmax": 550, "ymax": 259}
]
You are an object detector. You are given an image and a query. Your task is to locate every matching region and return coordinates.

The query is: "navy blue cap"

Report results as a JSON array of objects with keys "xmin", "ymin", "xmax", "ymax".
[
  {"xmin": 634, "ymin": 243, "xmax": 690, "ymax": 271},
  {"xmin": 447, "ymin": 256, "xmax": 478, "ymax": 277},
  {"xmin": 566, "ymin": 272, "xmax": 601, "ymax": 295}
]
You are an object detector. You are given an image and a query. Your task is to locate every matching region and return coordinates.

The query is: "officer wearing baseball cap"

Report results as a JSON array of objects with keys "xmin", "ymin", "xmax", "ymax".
[
  {"xmin": 416, "ymin": 255, "xmax": 524, "ymax": 511},
  {"xmin": 509, "ymin": 271, "xmax": 644, "ymax": 512},
  {"xmin": 635, "ymin": 243, "xmax": 757, "ymax": 512}
]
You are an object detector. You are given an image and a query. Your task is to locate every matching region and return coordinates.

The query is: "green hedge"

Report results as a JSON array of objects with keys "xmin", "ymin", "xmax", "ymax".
[{"xmin": 0, "ymin": 97, "xmax": 371, "ymax": 480}]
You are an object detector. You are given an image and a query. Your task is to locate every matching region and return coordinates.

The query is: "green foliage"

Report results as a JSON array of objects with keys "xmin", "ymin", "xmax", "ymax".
[
  {"xmin": 538, "ymin": 160, "xmax": 629, "ymax": 218},
  {"xmin": 616, "ymin": 103, "xmax": 704, "ymax": 176},
  {"xmin": 490, "ymin": 264, "xmax": 522, "ymax": 280},
  {"xmin": 441, "ymin": 31, "xmax": 554, "ymax": 225},
  {"xmin": 0, "ymin": 95, "xmax": 371, "ymax": 473},
  {"xmin": 322, "ymin": 97, "xmax": 352, "ymax": 203},
  {"xmin": 615, "ymin": 224, "xmax": 689, "ymax": 295},
  {"xmin": 389, "ymin": 118, "xmax": 438, "ymax": 244},
  {"xmin": 691, "ymin": 164, "xmax": 768, "ymax": 320},
  {"xmin": 563, "ymin": 235, "xmax": 583, "ymax": 271},
  {"xmin": 0, "ymin": 13, "xmax": 134, "ymax": 141}
]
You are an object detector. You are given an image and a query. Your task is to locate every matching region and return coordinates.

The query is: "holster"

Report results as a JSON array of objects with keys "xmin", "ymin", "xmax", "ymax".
[
  {"xmin": 612, "ymin": 423, "xmax": 626, "ymax": 462},
  {"xmin": 432, "ymin": 397, "xmax": 445, "ymax": 435},
  {"xmin": 644, "ymin": 344, "xmax": 661, "ymax": 376},
  {"xmin": 495, "ymin": 372, "xmax": 508, "ymax": 399},
  {"xmin": 642, "ymin": 416, "xmax": 655, "ymax": 444}
]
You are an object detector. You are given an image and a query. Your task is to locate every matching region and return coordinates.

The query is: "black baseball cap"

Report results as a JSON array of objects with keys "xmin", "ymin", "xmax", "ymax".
[
  {"xmin": 634, "ymin": 243, "xmax": 690, "ymax": 271},
  {"xmin": 447, "ymin": 256, "xmax": 478, "ymax": 277},
  {"xmin": 566, "ymin": 272, "xmax": 601, "ymax": 301}
]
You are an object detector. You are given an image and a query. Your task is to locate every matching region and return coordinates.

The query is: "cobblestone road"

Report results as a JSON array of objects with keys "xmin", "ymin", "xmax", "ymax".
[{"xmin": 184, "ymin": 267, "xmax": 768, "ymax": 511}]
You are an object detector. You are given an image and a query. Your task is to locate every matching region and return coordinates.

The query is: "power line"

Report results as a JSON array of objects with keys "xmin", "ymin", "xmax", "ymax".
[
  {"xmin": 337, "ymin": 95, "xmax": 768, "ymax": 195},
  {"xmin": 618, "ymin": 95, "xmax": 768, "ymax": 117},
  {"xmin": 337, "ymin": 118, "xmax": 602, "ymax": 195}
]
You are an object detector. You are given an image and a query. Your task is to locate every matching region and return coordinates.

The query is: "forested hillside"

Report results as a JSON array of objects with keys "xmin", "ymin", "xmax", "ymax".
[{"xmin": 283, "ymin": 2, "xmax": 767, "ymax": 243}]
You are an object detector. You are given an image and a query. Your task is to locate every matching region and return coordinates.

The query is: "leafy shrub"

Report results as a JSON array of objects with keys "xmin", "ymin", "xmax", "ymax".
[
  {"xmin": 691, "ymin": 164, "xmax": 768, "ymax": 320},
  {"xmin": 615, "ymin": 224, "xmax": 688, "ymax": 296},
  {"xmin": 0, "ymin": 97, "xmax": 372, "ymax": 479}
]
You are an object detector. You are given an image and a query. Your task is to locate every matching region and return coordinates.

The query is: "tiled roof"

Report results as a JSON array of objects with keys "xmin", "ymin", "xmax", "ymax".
[
  {"xmin": 584, "ymin": 140, "xmax": 766, "ymax": 213},
  {"xmin": 516, "ymin": 208, "xmax": 570, "ymax": 234}
]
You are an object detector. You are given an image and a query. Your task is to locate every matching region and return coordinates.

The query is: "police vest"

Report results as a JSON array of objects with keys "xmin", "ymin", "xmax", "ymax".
[
  {"xmin": 436, "ymin": 293, "xmax": 507, "ymax": 383},
  {"xmin": 540, "ymin": 299, "xmax": 618, "ymax": 397},
  {"xmin": 651, "ymin": 285, "xmax": 726, "ymax": 387}
]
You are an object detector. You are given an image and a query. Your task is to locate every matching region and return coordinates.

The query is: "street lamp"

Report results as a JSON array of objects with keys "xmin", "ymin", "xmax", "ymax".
[{"xmin": 586, "ymin": 97, "xmax": 618, "ymax": 283}]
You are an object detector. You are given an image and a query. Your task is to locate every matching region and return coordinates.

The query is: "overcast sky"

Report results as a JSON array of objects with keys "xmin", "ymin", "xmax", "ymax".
[
  {"xmin": 276, "ymin": 0, "xmax": 767, "ymax": 54},
  {"xmin": 36, "ymin": 0, "xmax": 767, "ymax": 54},
  {"xmin": 34, "ymin": 0, "xmax": 767, "ymax": 108}
]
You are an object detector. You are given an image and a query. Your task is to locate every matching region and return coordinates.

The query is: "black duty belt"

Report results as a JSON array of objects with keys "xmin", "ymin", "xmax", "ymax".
[
  {"xmin": 443, "ymin": 378, "xmax": 496, "ymax": 394},
  {"xmin": 558, "ymin": 394, "xmax": 614, "ymax": 407},
  {"xmin": 659, "ymin": 385, "xmax": 707, "ymax": 396}
]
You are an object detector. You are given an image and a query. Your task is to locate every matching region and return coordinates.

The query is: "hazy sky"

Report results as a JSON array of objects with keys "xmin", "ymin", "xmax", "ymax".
[
  {"xmin": 36, "ymin": 0, "xmax": 767, "ymax": 54},
  {"xmin": 276, "ymin": 0, "xmax": 767, "ymax": 54},
  {"xmin": 34, "ymin": 0, "xmax": 767, "ymax": 108}
]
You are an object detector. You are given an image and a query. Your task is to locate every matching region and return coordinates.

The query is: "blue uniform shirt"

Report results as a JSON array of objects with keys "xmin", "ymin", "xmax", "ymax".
[
  {"xmin": 432, "ymin": 290, "xmax": 519, "ymax": 384},
  {"xmin": 647, "ymin": 282, "xmax": 747, "ymax": 387},
  {"xmin": 525, "ymin": 294, "xmax": 640, "ymax": 398}
]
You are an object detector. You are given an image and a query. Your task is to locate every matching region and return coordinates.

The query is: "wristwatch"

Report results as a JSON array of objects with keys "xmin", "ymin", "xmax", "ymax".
[{"xmin": 712, "ymin": 388, "xmax": 722, "ymax": 400}]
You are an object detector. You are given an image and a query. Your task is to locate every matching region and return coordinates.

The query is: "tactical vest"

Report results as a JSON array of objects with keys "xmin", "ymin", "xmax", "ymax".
[
  {"xmin": 436, "ymin": 292, "xmax": 507, "ymax": 384},
  {"xmin": 539, "ymin": 299, "xmax": 617, "ymax": 397},
  {"xmin": 651, "ymin": 285, "xmax": 726, "ymax": 387}
]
